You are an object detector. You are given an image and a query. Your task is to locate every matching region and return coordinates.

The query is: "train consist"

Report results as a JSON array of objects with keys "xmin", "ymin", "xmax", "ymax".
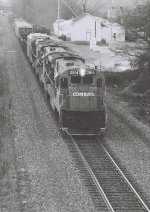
[{"xmin": 10, "ymin": 17, "xmax": 107, "ymax": 135}]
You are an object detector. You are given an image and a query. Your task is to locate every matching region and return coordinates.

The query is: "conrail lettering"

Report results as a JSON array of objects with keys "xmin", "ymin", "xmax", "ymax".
[{"xmin": 73, "ymin": 92, "xmax": 95, "ymax": 96}]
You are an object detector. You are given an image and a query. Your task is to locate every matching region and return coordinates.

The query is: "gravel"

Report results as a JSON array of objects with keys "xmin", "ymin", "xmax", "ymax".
[{"xmin": 1, "ymin": 15, "xmax": 98, "ymax": 212}]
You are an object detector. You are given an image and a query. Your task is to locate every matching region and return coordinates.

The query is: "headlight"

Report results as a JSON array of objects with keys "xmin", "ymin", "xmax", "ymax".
[{"xmin": 79, "ymin": 68, "xmax": 86, "ymax": 77}]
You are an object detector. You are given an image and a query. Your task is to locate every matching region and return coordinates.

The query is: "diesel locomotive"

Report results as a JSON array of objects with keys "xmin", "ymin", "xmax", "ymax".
[{"xmin": 11, "ymin": 17, "xmax": 107, "ymax": 135}]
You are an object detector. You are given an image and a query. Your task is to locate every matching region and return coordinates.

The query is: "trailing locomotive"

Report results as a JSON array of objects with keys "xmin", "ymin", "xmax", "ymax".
[
  {"xmin": 27, "ymin": 33, "xmax": 51, "ymax": 66},
  {"xmin": 11, "ymin": 17, "xmax": 107, "ymax": 135}
]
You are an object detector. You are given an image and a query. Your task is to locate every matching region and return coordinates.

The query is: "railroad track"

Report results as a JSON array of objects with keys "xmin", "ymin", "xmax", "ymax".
[{"xmin": 69, "ymin": 135, "xmax": 150, "ymax": 212}]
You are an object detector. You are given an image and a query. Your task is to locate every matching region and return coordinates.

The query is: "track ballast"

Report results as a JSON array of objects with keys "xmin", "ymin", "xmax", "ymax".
[{"xmin": 70, "ymin": 136, "xmax": 150, "ymax": 212}]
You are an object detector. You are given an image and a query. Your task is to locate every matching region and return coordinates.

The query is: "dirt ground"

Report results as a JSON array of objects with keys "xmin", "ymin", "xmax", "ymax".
[{"xmin": 52, "ymin": 35, "xmax": 132, "ymax": 72}]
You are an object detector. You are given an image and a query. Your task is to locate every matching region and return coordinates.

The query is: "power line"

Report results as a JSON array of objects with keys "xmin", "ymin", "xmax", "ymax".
[
  {"xmin": 65, "ymin": 0, "xmax": 82, "ymax": 15},
  {"xmin": 62, "ymin": 0, "xmax": 78, "ymax": 17}
]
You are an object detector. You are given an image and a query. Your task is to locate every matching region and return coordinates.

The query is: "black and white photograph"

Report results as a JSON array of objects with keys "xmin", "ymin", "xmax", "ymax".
[{"xmin": 0, "ymin": 0, "xmax": 150, "ymax": 211}]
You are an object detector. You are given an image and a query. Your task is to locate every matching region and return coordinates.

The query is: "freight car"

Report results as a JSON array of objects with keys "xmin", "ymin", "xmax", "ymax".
[
  {"xmin": 14, "ymin": 19, "xmax": 33, "ymax": 52},
  {"xmin": 32, "ymin": 24, "xmax": 50, "ymax": 35},
  {"xmin": 41, "ymin": 51, "xmax": 106, "ymax": 135}
]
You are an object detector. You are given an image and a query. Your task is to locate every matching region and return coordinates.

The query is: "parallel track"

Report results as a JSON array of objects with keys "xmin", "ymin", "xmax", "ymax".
[{"xmin": 70, "ymin": 136, "xmax": 150, "ymax": 212}]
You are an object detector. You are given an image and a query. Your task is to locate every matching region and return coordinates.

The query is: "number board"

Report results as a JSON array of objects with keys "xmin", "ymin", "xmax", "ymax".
[
  {"xmin": 86, "ymin": 70, "xmax": 95, "ymax": 75},
  {"xmin": 69, "ymin": 70, "xmax": 79, "ymax": 75},
  {"xmin": 69, "ymin": 69, "xmax": 95, "ymax": 75}
]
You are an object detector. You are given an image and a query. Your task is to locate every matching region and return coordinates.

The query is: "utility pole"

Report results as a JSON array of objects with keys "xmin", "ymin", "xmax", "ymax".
[
  {"xmin": 109, "ymin": 0, "xmax": 113, "ymax": 49},
  {"xmin": 119, "ymin": 7, "xmax": 123, "ymax": 24},
  {"xmin": 57, "ymin": 0, "xmax": 60, "ymax": 37},
  {"xmin": 57, "ymin": 0, "xmax": 78, "ymax": 37},
  {"xmin": 82, "ymin": 0, "xmax": 86, "ymax": 13}
]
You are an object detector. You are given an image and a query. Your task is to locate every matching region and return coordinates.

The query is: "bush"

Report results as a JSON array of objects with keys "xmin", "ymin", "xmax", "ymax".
[
  {"xmin": 132, "ymin": 71, "xmax": 150, "ymax": 93},
  {"xmin": 72, "ymin": 41, "xmax": 90, "ymax": 45},
  {"xmin": 72, "ymin": 40, "xmax": 107, "ymax": 46},
  {"xmin": 104, "ymin": 70, "xmax": 139, "ymax": 87},
  {"xmin": 58, "ymin": 34, "xmax": 66, "ymax": 41}
]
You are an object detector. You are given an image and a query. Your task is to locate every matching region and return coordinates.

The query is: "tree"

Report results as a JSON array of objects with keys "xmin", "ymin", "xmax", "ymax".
[{"xmin": 121, "ymin": 2, "xmax": 150, "ymax": 75}]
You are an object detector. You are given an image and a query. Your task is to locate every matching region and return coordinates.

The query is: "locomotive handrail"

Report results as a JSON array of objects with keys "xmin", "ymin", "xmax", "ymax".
[
  {"xmin": 46, "ymin": 52, "xmax": 85, "ymax": 63},
  {"xmin": 60, "ymin": 94, "xmax": 64, "ymax": 107},
  {"xmin": 31, "ymin": 49, "xmax": 38, "ymax": 58},
  {"xmin": 42, "ymin": 51, "xmax": 67, "ymax": 59}
]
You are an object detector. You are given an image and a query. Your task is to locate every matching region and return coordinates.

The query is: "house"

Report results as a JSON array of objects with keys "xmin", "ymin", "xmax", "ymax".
[{"xmin": 53, "ymin": 13, "xmax": 125, "ymax": 43}]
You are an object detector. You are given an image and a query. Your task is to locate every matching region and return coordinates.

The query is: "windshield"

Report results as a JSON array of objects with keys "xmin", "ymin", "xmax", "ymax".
[
  {"xmin": 83, "ymin": 76, "xmax": 93, "ymax": 84},
  {"xmin": 71, "ymin": 76, "xmax": 81, "ymax": 84},
  {"xmin": 71, "ymin": 75, "xmax": 93, "ymax": 85}
]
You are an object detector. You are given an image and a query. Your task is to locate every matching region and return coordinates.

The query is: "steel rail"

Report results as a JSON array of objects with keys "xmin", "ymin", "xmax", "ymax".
[
  {"xmin": 71, "ymin": 136, "xmax": 115, "ymax": 212},
  {"xmin": 97, "ymin": 137, "xmax": 150, "ymax": 212}
]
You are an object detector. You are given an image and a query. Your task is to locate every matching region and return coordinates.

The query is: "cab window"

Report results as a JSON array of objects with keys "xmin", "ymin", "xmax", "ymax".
[
  {"xmin": 61, "ymin": 78, "xmax": 68, "ymax": 89},
  {"xmin": 83, "ymin": 76, "xmax": 93, "ymax": 84},
  {"xmin": 71, "ymin": 76, "xmax": 81, "ymax": 84},
  {"xmin": 97, "ymin": 78, "xmax": 102, "ymax": 87},
  {"xmin": 55, "ymin": 77, "xmax": 59, "ymax": 88}
]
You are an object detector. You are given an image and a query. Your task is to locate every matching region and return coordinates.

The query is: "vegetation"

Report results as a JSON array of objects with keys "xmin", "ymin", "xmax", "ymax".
[
  {"xmin": 104, "ymin": 70, "xmax": 139, "ymax": 87},
  {"xmin": 123, "ymin": 2, "xmax": 150, "ymax": 73},
  {"xmin": 113, "ymin": 2, "xmax": 150, "ymax": 103}
]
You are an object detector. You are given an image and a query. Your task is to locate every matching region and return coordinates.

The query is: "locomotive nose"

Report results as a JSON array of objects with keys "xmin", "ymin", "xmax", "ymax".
[{"xmin": 69, "ymin": 86, "xmax": 97, "ymax": 111}]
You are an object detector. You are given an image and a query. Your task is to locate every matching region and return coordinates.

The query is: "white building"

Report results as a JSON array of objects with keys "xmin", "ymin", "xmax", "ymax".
[{"xmin": 53, "ymin": 13, "xmax": 125, "ymax": 43}]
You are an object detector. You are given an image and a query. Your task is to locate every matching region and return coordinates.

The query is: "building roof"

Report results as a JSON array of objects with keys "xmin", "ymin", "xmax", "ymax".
[
  {"xmin": 72, "ymin": 13, "xmax": 124, "ymax": 28},
  {"xmin": 72, "ymin": 13, "xmax": 91, "ymax": 23},
  {"xmin": 72, "ymin": 13, "xmax": 109, "ymax": 28},
  {"xmin": 53, "ymin": 13, "xmax": 124, "ymax": 32},
  {"xmin": 54, "ymin": 18, "xmax": 74, "ymax": 27}
]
